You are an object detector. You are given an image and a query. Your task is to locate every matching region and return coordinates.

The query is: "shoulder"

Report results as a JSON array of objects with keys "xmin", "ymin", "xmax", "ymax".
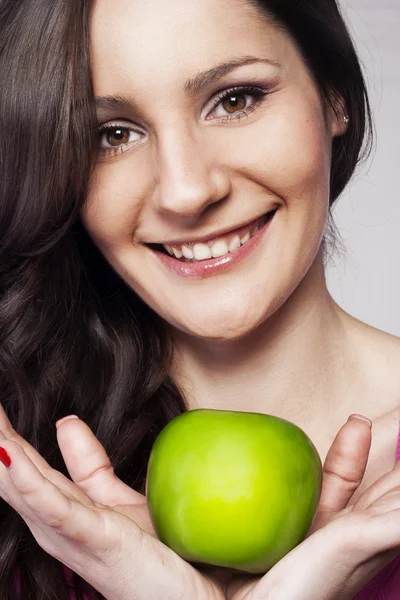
[
  {"xmin": 339, "ymin": 310, "xmax": 400, "ymax": 501},
  {"xmin": 341, "ymin": 309, "xmax": 400, "ymax": 413}
]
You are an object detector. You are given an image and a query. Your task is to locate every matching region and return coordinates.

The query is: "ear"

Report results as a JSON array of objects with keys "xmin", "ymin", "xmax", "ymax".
[{"xmin": 329, "ymin": 95, "xmax": 349, "ymax": 138}]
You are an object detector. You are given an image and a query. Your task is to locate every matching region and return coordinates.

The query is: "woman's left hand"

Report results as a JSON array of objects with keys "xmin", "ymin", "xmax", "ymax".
[{"xmin": 227, "ymin": 415, "xmax": 396, "ymax": 600}]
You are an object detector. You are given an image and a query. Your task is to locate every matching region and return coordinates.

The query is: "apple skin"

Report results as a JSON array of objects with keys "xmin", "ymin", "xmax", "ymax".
[{"xmin": 146, "ymin": 409, "xmax": 322, "ymax": 574}]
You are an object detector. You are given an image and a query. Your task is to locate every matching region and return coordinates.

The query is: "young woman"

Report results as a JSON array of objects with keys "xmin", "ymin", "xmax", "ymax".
[{"xmin": 0, "ymin": 0, "xmax": 400, "ymax": 598}]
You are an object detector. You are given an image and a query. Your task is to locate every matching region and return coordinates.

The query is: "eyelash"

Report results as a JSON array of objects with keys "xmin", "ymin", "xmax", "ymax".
[{"xmin": 97, "ymin": 85, "xmax": 269, "ymax": 157}]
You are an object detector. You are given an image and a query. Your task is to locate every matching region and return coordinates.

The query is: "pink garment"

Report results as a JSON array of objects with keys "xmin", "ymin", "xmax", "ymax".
[
  {"xmin": 64, "ymin": 566, "xmax": 95, "ymax": 599},
  {"xmin": 14, "ymin": 565, "xmax": 96, "ymax": 599},
  {"xmin": 352, "ymin": 422, "xmax": 400, "ymax": 600}
]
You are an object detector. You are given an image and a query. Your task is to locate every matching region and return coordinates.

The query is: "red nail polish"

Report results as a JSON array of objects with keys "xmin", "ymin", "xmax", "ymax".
[{"xmin": 0, "ymin": 447, "xmax": 11, "ymax": 468}]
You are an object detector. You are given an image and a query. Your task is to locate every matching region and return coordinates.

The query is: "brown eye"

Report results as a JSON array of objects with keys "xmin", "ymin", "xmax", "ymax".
[
  {"xmin": 221, "ymin": 93, "xmax": 247, "ymax": 114},
  {"xmin": 209, "ymin": 86, "xmax": 268, "ymax": 121},
  {"xmin": 106, "ymin": 127, "xmax": 131, "ymax": 147}
]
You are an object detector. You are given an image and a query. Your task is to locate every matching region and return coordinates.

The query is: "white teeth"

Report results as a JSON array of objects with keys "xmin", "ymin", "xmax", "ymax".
[
  {"xmin": 228, "ymin": 236, "xmax": 241, "ymax": 252},
  {"xmin": 193, "ymin": 243, "xmax": 212, "ymax": 260},
  {"xmin": 182, "ymin": 245, "xmax": 194, "ymax": 259},
  {"xmin": 172, "ymin": 247, "xmax": 183, "ymax": 259},
  {"xmin": 211, "ymin": 240, "xmax": 229, "ymax": 258},
  {"xmin": 162, "ymin": 215, "xmax": 268, "ymax": 261}
]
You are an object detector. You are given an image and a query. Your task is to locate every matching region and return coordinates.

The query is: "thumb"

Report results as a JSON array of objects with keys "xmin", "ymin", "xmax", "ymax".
[
  {"xmin": 56, "ymin": 415, "xmax": 146, "ymax": 506},
  {"xmin": 311, "ymin": 414, "xmax": 372, "ymax": 531},
  {"xmin": 56, "ymin": 416, "xmax": 157, "ymax": 538}
]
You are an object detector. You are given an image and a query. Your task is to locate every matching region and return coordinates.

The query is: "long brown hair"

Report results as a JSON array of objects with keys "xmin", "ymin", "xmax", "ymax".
[{"xmin": 0, "ymin": 0, "xmax": 372, "ymax": 598}]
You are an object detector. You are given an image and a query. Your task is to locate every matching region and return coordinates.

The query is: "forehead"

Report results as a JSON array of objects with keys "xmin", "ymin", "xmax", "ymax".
[{"xmin": 90, "ymin": 0, "xmax": 291, "ymax": 94}]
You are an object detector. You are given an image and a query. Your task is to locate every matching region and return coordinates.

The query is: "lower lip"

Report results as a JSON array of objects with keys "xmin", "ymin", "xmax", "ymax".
[{"xmin": 150, "ymin": 213, "xmax": 275, "ymax": 278}]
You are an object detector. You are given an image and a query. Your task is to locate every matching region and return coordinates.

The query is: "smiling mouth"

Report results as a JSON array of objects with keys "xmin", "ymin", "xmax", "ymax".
[{"xmin": 147, "ymin": 209, "xmax": 277, "ymax": 263}]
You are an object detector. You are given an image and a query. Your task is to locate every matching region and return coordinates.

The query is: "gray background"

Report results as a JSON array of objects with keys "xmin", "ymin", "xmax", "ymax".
[{"xmin": 326, "ymin": 0, "xmax": 400, "ymax": 336}]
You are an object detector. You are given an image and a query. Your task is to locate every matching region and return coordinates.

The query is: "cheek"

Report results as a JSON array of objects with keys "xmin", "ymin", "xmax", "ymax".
[
  {"xmin": 82, "ymin": 158, "xmax": 150, "ymax": 247},
  {"xmin": 262, "ymin": 113, "xmax": 331, "ymax": 268},
  {"xmin": 227, "ymin": 105, "xmax": 331, "ymax": 209},
  {"xmin": 223, "ymin": 102, "xmax": 332, "ymax": 256}
]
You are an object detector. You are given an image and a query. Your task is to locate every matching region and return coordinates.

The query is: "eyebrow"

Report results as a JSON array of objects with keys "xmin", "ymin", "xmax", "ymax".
[
  {"xmin": 184, "ymin": 55, "xmax": 281, "ymax": 94},
  {"xmin": 95, "ymin": 56, "xmax": 281, "ymax": 112}
]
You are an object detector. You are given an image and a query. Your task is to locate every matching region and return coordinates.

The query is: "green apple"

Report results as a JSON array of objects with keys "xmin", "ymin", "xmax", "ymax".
[{"xmin": 146, "ymin": 409, "xmax": 322, "ymax": 574}]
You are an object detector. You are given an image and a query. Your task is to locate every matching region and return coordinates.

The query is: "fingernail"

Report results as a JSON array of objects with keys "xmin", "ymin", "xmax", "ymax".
[
  {"xmin": 348, "ymin": 414, "xmax": 372, "ymax": 428},
  {"xmin": 56, "ymin": 415, "xmax": 79, "ymax": 429},
  {"xmin": 0, "ymin": 447, "xmax": 11, "ymax": 468}
]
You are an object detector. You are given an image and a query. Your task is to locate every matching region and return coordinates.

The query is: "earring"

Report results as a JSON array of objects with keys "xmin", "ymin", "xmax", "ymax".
[{"xmin": 343, "ymin": 115, "xmax": 350, "ymax": 125}]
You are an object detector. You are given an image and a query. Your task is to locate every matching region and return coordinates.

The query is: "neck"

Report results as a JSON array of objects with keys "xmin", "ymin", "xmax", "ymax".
[{"xmin": 170, "ymin": 253, "xmax": 357, "ymax": 457}]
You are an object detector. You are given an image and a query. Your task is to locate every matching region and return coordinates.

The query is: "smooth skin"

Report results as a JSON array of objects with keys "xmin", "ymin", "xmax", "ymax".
[{"xmin": 1, "ymin": 0, "xmax": 400, "ymax": 598}]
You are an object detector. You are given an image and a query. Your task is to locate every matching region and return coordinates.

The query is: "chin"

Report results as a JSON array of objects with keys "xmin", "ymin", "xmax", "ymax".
[{"xmin": 174, "ymin": 304, "xmax": 270, "ymax": 341}]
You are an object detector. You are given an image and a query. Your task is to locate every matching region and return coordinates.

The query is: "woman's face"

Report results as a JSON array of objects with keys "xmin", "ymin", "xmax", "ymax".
[{"xmin": 84, "ymin": 0, "xmax": 345, "ymax": 340}]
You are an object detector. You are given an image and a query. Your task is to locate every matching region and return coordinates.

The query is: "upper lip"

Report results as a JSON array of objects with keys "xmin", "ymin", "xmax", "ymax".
[{"xmin": 146, "ymin": 209, "xmax": 276, "ymax": 247}]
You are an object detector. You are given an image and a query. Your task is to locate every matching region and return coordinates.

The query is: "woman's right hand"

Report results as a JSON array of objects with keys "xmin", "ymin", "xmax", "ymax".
[{"xmin": 0, "ymin": 407, "xmax": 230, "ymax": 600}]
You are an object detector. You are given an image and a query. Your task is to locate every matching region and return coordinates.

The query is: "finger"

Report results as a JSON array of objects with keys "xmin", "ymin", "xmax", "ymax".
[
  {"xmin": 0, "ymin": 406, "xmax": 145, "ymax": 509},
  {"xmin": 0, "ymin": 439, "xmax": 106, "ymax": 547},
  {"xmin": 318, "ymin": 415, "xmax": 372, "ymax": 514},
  {"xmin": 56, "ymin": 416, "xmax": 146, "ymax": 507},
  {"xmin": 0, "ymin": 411, "xmax": 95, "ymax": 507},
  {"xmin": 0, "ymin": 435, "xmax": 31, "ymax": 512},
  {"xmin": 352, "ymin": 460, "xmax": 400, "ymax": 511},
  {"xmin": 0, "ymin": 404, "xmax": 50, "ymax": 471},
  {"xmin": 0, "ymin": 440, "xmax": 218, "ymax": 600}
]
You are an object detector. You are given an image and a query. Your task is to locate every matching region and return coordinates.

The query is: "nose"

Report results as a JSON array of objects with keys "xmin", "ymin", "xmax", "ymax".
[{"xmin": 152, "ymin": 125, "xmax": 231, "ymax": 221}]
